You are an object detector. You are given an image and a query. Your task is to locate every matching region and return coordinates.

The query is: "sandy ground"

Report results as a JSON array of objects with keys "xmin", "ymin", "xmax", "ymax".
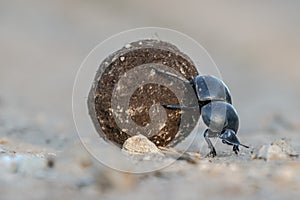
[{"xmin": 0, "ymin": 1, "xmax": 300, "ymax": 200}]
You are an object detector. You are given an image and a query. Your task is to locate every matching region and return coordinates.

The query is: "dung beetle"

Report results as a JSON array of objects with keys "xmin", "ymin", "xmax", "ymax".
[{"xmin": 152, "ymin": 67, "xmax": 249, "ymax": 157}]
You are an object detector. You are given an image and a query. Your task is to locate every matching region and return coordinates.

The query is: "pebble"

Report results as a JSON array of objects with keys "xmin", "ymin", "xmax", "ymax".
[
  {"xmin": 120, "ymin": 56, "xmax": 125, "ymax": 62},
  {"xmin": 122, "ymin": 134, "xmax": 161, "ymax": 154},
  {"xmin": 122, "ymin": 134, "xmax": 165, "ymax": 162},
  {"xmin": 251, "ymin": 138, "xmax": 299, "ymax": 161},
  {"xmin": 124, "ymin": 43, "xmax": 131, "ymax": 48}
]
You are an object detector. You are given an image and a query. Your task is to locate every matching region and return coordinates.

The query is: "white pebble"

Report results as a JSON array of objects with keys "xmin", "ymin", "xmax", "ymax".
[{"xmin": 125, "ymin": 43, "xmax": 131, "ymax": 48}]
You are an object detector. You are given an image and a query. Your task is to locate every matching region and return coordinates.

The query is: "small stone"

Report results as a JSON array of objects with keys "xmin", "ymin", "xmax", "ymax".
[
  {"xmin": 272, "ymin": 138, "xmax": 298, "ymax": 156},
  {"xmin": 122, "ymin": 135, "xmax": 166, "ymax": 162},
  {"xmin": 124, "ymin": 43, "xmax": 131, "ymax": 48},
  {"xmin": 122, "ymin": 134, "xmax": 161, "ymax": 154},
  {"xmin": 120, "ymin": 56, "xmax": 125, "ymax": 62},
  {"xmin": 252, "ymin": 138, "xmax": 298, "ymax": 161},
  {"xmin": 263, "ymin": 144, "xmax": 288, "ymax": 160}
]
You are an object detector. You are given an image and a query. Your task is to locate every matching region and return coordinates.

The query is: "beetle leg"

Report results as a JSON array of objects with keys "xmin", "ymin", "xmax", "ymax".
[
  {"xmin": 150, "ymin": 66, "xmax": 192, "ymax": 84},
  {"xmin": 233, "ymin": 145, "xmax": 239, "ymax": 154},
  {"xmin": 161, "ymin": 104, "xmax": 198, "ymax": 110},
  {"xmin": 204, "ymin": 129, "xmax": 217, "ymax": 157}
]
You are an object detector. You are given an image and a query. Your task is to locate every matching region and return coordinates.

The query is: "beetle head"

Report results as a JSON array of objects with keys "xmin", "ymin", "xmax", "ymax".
[{"xmin": 219, "ymin": 129, "xmax": 249, "ymax": 148}]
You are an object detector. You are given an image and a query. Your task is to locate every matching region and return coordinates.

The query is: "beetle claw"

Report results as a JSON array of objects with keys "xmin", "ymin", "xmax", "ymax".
[
  {"xmin": 233, "ymin": 145, "xmax": 239, "ymax": 155},
  {"xmin": 205, "ymin": 149, "xmax": 217, "ymax": 158}
]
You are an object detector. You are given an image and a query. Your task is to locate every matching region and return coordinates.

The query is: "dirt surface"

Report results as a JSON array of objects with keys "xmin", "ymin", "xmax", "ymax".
[{"xmin": 1, "ymin": 1, "xmax": 300, "ymax": 200}]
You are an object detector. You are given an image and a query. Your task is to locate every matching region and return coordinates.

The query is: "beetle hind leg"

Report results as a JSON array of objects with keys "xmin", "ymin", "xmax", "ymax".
[
  {"xmin": 161, "ymin": 104, "xmax": 198, "ymax": 110},
  {"xmin": 150, "ymin": 66, "xmax": 192, "ymax": 84},
  {"xmin": 204, "ymin": 129, "xmax": 218, "ymax": 157}
]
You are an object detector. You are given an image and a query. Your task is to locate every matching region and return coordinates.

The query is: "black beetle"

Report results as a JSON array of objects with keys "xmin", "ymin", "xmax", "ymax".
[{"xmin": 152, "ymin": 67, "xmax": 249, "ymax": 157}]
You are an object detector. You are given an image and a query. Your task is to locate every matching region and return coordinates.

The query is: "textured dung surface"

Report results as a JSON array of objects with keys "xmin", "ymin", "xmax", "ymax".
[{"xmin": 88, "ymin": 40, "xmax": 199, "ymax": 147}]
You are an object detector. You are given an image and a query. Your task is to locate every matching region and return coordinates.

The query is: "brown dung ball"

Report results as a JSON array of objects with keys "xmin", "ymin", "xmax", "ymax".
[{"xmin": 88, "ymin": 39, "xmax": 199, "ymax": 148}]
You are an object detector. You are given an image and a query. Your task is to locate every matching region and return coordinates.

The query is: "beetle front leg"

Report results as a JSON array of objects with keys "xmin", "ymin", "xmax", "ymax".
[
  {"xmin": 222, "ymin": 140, "xmax": 239, "ymax": 154},
  {"xmin": 219, "ymin": 129, "xmax": 249, "ymax": 155}
]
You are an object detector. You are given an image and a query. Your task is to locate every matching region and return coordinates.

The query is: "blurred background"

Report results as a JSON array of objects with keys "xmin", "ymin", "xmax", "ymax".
[{"xmin": 0, "ymin": 0, "xmax": 299, "ymax": 199}]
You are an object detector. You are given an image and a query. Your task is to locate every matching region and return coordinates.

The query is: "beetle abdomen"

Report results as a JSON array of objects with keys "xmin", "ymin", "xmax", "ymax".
[{"xmin": 194, "ymin": 75, "xmax": 232, "ymax": 104}]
